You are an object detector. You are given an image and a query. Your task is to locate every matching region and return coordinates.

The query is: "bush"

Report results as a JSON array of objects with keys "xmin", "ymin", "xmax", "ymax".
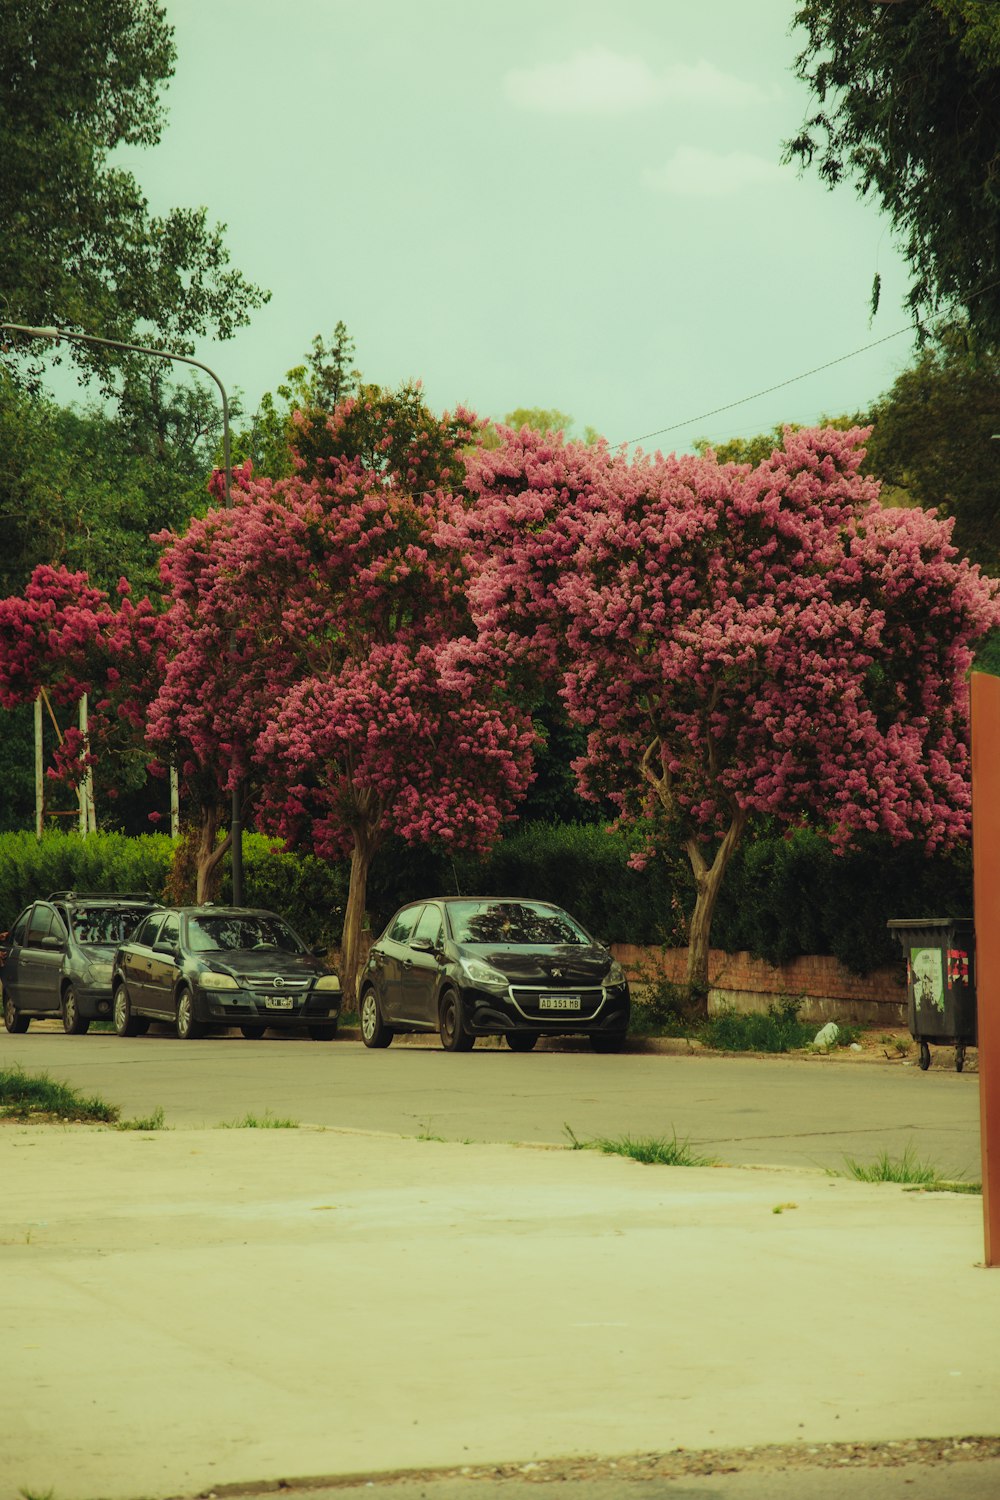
[
  {"xmin": 0, "ymin": 820, "xmax": 973, "ymax": 977},
  {"xmin": 0, "ymin": 829, "xmax": 173, "ymax": 921}
]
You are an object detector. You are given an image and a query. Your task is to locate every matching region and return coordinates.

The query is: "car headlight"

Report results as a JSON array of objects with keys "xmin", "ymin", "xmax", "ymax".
[
  {"xmin": 459, "ymin": 957, "xmax": 509, "ymax": 988},
  {"xmin": 313, "ymin": 974, "xmax": 342, "ymax": 992},
  {"xmin": 200, "ymin": 972, "xmax": 239, "ymax": 991},
  {"xmin": 605, "ymin": 960, "xmax": 627, "ymax": 986}
]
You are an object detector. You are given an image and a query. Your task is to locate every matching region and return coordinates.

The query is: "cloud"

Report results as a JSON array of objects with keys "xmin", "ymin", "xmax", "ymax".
[
  {"xmin": 503, "ymin": 48, "xmax": 773, "ymax": 116},
  {"xmin": 642, "ymin": 146, "xmax": 788, "ymax": 197}
]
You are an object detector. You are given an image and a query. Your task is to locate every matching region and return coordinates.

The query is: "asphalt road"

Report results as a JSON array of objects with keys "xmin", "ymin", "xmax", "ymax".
[{"xmin": 1, "ymin": 1025, "xmax": 983, "ymax": 1177}]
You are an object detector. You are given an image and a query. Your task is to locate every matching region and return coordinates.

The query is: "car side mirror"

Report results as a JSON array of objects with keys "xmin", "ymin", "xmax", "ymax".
[
  {"xmin": 153, "ymin": 940, "xmax": 178, "ymax": 957},
  {"xmin": 410, "ymin": 938, "xmax": 435, "ymax": 954},
  {"xmin": 42, "ymin": 933, "xmax": 64, "ymax": 949},
  {"xmin": 311, "ymin": 945, "xmax": 328, "ymax": 958}
]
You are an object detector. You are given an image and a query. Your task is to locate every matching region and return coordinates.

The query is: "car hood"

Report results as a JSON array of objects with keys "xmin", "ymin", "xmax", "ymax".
[
  {"xmin": 204, "ymin": 951, "xmax": 325, "ymax": 980},
  {"xmin": 458, "ymin": 943, "xmax": 612, "ymax": 983}
]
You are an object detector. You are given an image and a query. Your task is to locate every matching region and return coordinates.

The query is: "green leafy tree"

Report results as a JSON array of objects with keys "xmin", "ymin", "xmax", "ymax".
[
  {"xmin": 693, "ymin": 414, "xmax": 866, "ymax": 468},
  {"xmin": 785, "ymin": 1, "xmax": 1000, "ymax": 340},
  {"xmin": 232, "ymin": 322, "xmax": 360, "ymax": 479},
  {"xmin": 865, "ymin": 324, "xmax": 1000, "ymax": 573},
  {"xmin": 501, "ymin": 407, "xmax": 600, "ymax": 444},
  {"xmin": 1, "ymin": 0, "xmax": 268, "ymax": 386}
]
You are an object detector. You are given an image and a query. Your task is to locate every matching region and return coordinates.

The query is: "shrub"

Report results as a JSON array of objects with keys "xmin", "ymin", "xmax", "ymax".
[{"xmin": 700, "ymin": 998, "xmax": 817, "ymax": 1054}]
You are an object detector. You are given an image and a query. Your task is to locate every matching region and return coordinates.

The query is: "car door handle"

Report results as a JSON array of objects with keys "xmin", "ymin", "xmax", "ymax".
[{"xmin": 401, "ymin": 958, "xmax": 413, "ymax": 969}]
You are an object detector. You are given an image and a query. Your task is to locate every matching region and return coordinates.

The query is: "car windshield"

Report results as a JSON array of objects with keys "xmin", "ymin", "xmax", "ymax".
[
  {"xmin": 448, "ymin": 901, "xmax": 589, "ymax": 946},
  {"xmin": 71, "ymin": 907, "xmax": 150, "ymax": 945},
  {"xmin": 186, "ymin": 914, "xmax": 305, "ymax": 955}
]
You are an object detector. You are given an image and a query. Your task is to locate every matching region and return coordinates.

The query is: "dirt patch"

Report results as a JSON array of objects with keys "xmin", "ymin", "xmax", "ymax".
[{"xmin": 202, "ymin": 1436, "xmax": 1000, "ymax": 1493}]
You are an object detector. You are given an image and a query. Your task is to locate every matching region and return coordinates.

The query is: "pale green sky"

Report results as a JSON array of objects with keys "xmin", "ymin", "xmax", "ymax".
[{"xmin": 108, "ymin": 0, "xmax": 917, "ymax": 453}]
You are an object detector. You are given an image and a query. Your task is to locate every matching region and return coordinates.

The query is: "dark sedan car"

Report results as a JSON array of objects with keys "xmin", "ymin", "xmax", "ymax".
[
  {"xmin": 111, "ymin": 905, "xmax": 342, "ymax": 1040},
  {"xmin": 1, "ymin": 892, "xmax": 162, "ymax": 1034},
  {"xmin": 360, "ymin": 896, "xmax": 630, "ymax": 1052}
]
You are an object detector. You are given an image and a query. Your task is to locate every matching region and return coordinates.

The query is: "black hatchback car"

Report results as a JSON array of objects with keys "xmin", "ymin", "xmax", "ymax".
[
  {"xmin": 111, "ymin": 905, "xmax": 342, "ymax": 1040},
  {"xmin": 1, "ymin": 892, "xmax": 162, "ymax": 1034},
  {"xmin": 360, "ymin": 896, "xmax": 630, "ymax": 1052}
]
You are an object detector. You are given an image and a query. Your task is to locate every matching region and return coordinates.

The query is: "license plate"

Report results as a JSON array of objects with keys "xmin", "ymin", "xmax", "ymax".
[
  {"xmin": 539, "ymin": 994, "xmax": 581, "ymax": 1011},
  {"xmin": 265, "ymin": 996, "xmax": 294, "ymax": 1010}
]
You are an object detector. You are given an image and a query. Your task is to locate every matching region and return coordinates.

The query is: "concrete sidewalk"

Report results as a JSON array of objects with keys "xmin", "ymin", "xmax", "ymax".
[{"xmin": 3, "ymin": 1123, "xmax": 998, "ymax": 1500}]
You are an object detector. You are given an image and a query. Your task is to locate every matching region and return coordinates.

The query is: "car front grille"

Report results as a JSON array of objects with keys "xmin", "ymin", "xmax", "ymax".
[
  {"xmin": 509, "ymin": 985, "xmax": 605, "ymax": 1021},
  {"xmin": 242, "ymin": 976, "xmax": 311, "ymax": 991}
]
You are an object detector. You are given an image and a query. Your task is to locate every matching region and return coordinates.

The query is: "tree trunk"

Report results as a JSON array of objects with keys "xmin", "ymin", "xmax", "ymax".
[
  {"xmin": 194, "ymin": 803, "xmax": 231, "ymax": 904},
  {"xmin": 683, "ymin": 809, "xmax": 748, "ymax": 1011},
  {"xmin": 339, "ymin": 832, "xmax": 376, "ymax": 1011}
]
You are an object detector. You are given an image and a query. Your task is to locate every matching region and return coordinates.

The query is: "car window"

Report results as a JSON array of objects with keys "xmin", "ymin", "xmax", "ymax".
[
  {"xmin": 411, "ymin": 905, "xmax": 442, "ymax": 948},
  {"xmin": 447, "ymin": 901, "xmax": 589, "ymax": 946},
  {"xmin": 157, "ymin": 914, "xmax": 180, "ymax": 950},
  {"xmin": 387, "ymin": 907, "xmax": 423, "ymax": 945},
  {"xmin": 10, "ymin": 909, "xmax": 31, "ymax": 945},
  {"xmin": 71, "ymin": 906, "xmax": 153, "ymax": 945},
  {"xmin": 26, "ymin": 905, "xmax": 57, "ymax": 945},
  {"xmin": 185, "ymin": 914, "xmax": 305, "ymax": 954},
  {"xmin": 132, "ymin": 913, "xmax": 165, "ymax": 947}
]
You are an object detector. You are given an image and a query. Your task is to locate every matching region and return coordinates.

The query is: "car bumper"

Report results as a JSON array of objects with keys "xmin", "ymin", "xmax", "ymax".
[
  {"xmin": 197, "ymin": 993, "xmax": 341, "ymax": 1027},
  {"xmin": 75, "ymin": 984, "xmax": 115, "ymax": 1020},
  {"xmin": 462, "ymin": 984, "xmax": 631, "ymax": 1036}
]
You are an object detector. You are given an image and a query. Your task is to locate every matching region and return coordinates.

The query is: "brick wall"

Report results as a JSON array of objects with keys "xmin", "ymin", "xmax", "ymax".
[{"xmin": 611, "ymin": 943, "xmax": 908, "ymax": 1027}]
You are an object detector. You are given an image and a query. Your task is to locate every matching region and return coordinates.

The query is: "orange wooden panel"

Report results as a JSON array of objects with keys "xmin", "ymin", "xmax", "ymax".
[{"xmin": 971, "ymin": 672, "xmax": 1000, "ymax": 1266}]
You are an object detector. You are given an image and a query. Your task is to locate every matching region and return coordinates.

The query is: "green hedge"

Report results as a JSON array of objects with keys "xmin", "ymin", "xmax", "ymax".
[
  {"xmin": 0, "ymin": 831, "xmax": 346, "ymax": 949},
  {"xmin": 0, "ymin": 823, "xmax": 973, "ymax": 974}
]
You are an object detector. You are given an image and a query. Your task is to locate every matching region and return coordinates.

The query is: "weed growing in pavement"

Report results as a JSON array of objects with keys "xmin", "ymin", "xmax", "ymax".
[
  {"xmin": 840, "ymin": 1145, "xmax": 948, "ymax": 1185},
  {"xmin": 218, "ymin": 1111, "xmax": 299, "ymax": 1129},
  {"xmin": 0, "ymin": 1065, "xmax": 119, "ymax": 1124},
  {"xmin": 906, "ymin": 1180, "xmax": 983, "ymax": 1195},
  {"xmin": 563, "ymin": 1123, "xmax": 717, "ymax": 1166},
  {"xmin": 117, "ymin": 1106, "xmax": 166, "ymax": 1132}
]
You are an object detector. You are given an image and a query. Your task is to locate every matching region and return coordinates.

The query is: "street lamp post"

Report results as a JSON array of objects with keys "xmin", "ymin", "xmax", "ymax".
[{"xmin": 1, "ymin": 322, "xmax": 244, "ymax": 902}]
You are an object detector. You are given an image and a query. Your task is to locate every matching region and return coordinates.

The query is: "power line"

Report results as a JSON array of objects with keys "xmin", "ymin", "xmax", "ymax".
[
  {"xmin": 623, "ymin": 272, "xmax": 1000, "ymax": 451},
  {"xmin": 621, "ymin": 324, "xmax": 912, "ymax": 449}
]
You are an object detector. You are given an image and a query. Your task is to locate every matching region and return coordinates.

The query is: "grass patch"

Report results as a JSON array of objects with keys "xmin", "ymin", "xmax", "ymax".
[
  {"xmin": 564, "ymin": 1123, "xmax": 717, "ymax": 1166},
  {"xmin": 0, "ymin": 1065, "xmax": 119, "ymax": 1124},
  {"xmin": 841, "ymin": 1145, "xmax": 947, "ymax": 1185},
  {"xmin": 117, "ymin": 1106, "xmax": 166, "ymax": 1132},
  {"xmin": 218, "ymin": 1110, "xmax": 299, "ymax": 1129},
  {"xmin": 700, "ymin": 998, "xmax": 816, "ymax": 1054}
]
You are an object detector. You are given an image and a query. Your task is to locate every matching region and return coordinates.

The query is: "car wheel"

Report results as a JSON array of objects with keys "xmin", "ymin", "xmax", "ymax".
[
  {"xmin": 360, "ymin": 987, "xmax": 393, "ymax": 1048},
  {"xmin": 506, "ymin": 1032, "xmax": 538, "ymax": 1052},
  {"xmin": 439, "ymin": 989, "xmax": 474, "ymax": 1052},
  {"xmin": 590, "ymin": 1032, "xmax": 627, "ymax": 1053},
  {"xmin": 240, "ymin": 1025, "xmax": 267, "ymax": 1040},
  {"xmin": 113, "ymin": 983, "xmax": 144, "ymax": 1038},
  {"xmin": 175, "ymin": 988, "xmax": 203, "ymax": 1040},
  {"xmin": 309, "ymin": 1023, "xmax": 338, "ymax": 1041},
  {"xmin": 3, "ymin": 989, "xmax": 29, "ymax": 1033},
  {"xmin": 61, "ymin": 984, "xmax": 90, "ymax": 1035}
]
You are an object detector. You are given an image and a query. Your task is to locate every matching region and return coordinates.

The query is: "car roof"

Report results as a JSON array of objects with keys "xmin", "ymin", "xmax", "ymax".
[
  {"xmin": 161, "ymin": 906, "xmax": 287, "ymax": 918},
  {"xmin": 402, "ymin": 896, "xmax": 553, "ymax": 906},
  {"xmin": 48, "ymin": 891, "xmax": 161, "ymax": 905}
]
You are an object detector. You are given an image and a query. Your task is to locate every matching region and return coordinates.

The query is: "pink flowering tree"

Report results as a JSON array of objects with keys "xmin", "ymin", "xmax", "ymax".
[
  {"xmin": 0, "ymin": 564, "xmax": 162, "ymax": 810},
  {"xmin": 257, "ymin": 640, "xmax": 535, "ymax": 1004},
  {"xmin": 150, "ymin": 396, "xmax": 535, "ymax": 1001},
  {"xmin": 457, "ymin": 424, "xmax": 1000, "ymax": 1000}
]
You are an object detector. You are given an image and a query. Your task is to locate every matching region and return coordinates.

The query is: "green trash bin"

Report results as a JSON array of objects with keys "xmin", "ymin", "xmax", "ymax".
[{"xmin": 886, "ymin": 918, "xmax": 976, "ymax": 1072}]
